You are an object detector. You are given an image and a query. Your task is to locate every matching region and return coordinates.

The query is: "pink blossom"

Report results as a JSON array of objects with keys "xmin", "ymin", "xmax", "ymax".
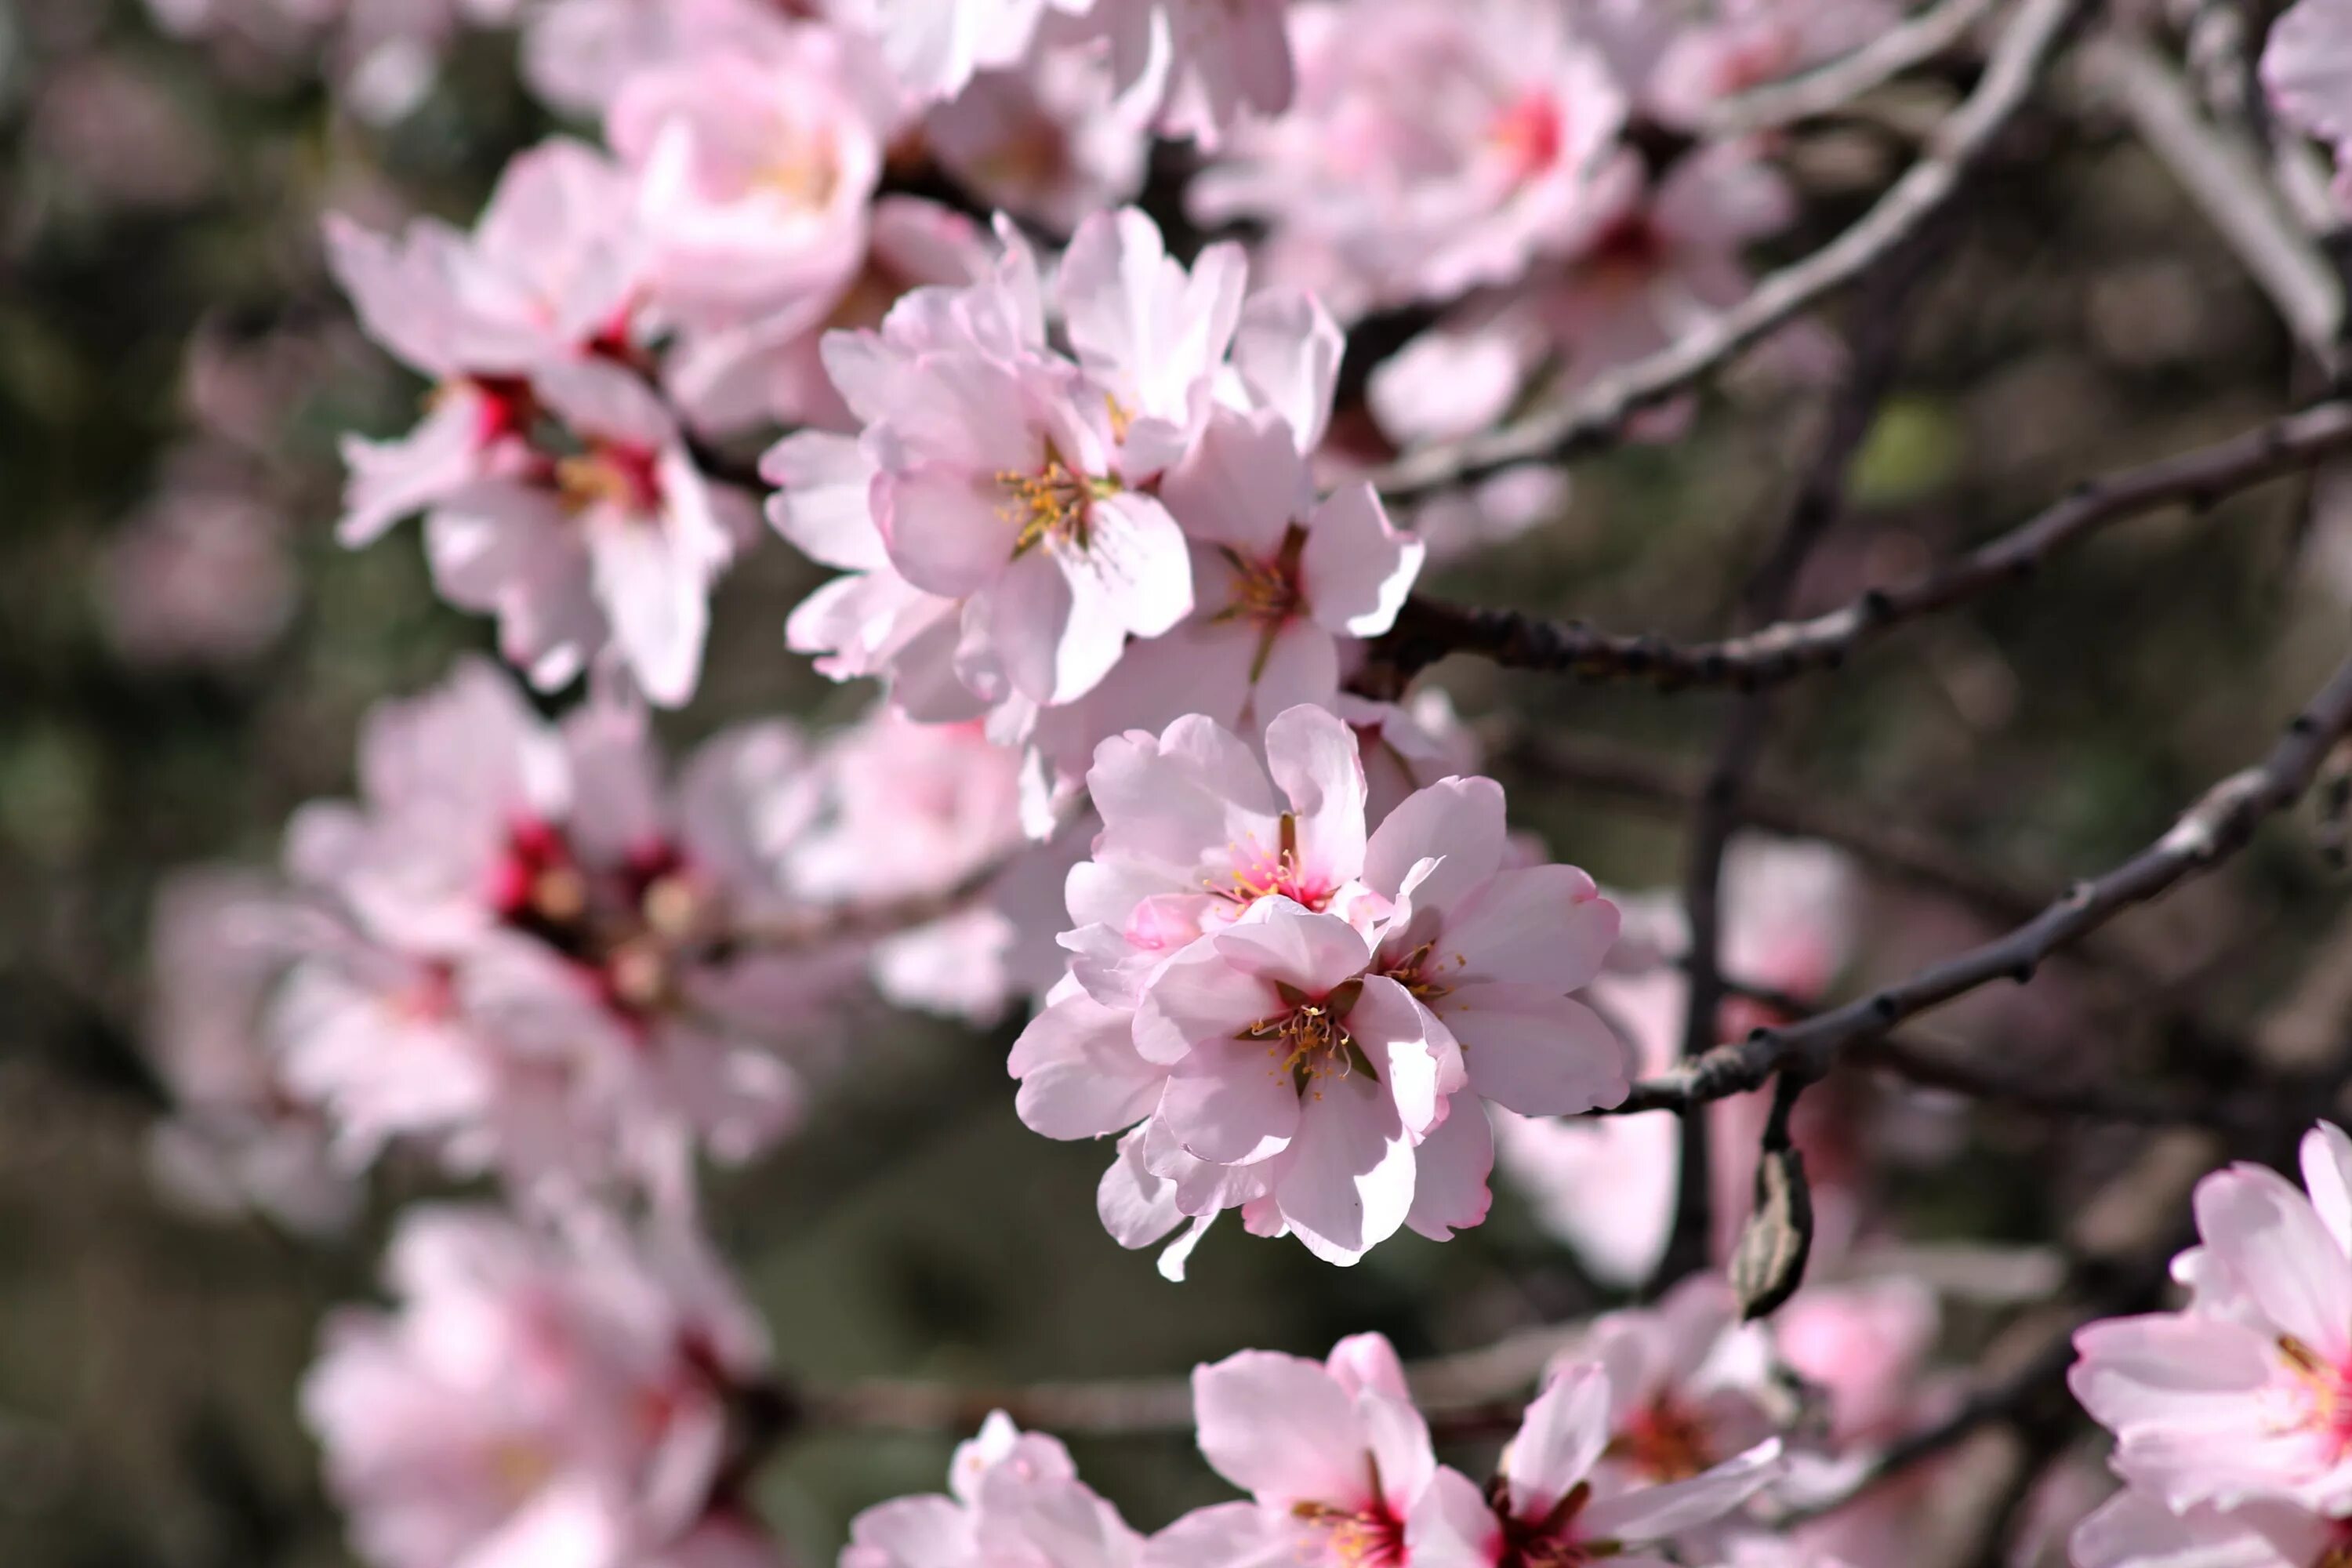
[
  {"xmin": 305, "ymin": 1205, "xmax": 773, "ymax": 1568},
  {"xmin": 1405, "ymin": 1359, "xmax": 1782, "ymax": 1568},
  {"xmin": 1367, "ymin": 143, "xmax": 1794, "ymax": 448},
  {"xmin": 271, "ymin": 660, "xmax": 847, "ymax": 1196},
  {"xmin": 806, "ymin": 214, "xmax": 1197, "ymax": 709},
  {"xmin": 1058, "ymin": 703, "xmax": 1382, "ymax": 1010},
  {"xmin": 1149, "ymin": 1332, "xmax": 1431, "ymax": 1568},
  {"xmin": 1076, "ymin": 407, "xmax": 1424, "ymax": 739},
  {"xmin": 866, "ymin": 0, "xmax": 1293, "ymax": 143},
  {"xmin": 520, "ymin": 0, "xmax": 804, "ymax": 114},
  {"xmin": 1634, "ymin": 0, "xmax": 1898, "ymax": 130},
  {"xmin": 423, "ymin": 360, "xmax": 753, "ymax": 706},
  {"xmin": 1193, "ymin": 0, "xmax": 1628, "ymax": 314},
  {"xmin": 608, "ymin": 27, "xmax": 892, "ymax": 401},
  {"xmin": 1564, "ymin": 1277, "xmax": 1780, "ymax": 1497},
  {"xmin": 2072, "ymin": 1121, "xmax": 2352, "ymax": 1517},
  {"xmin": 2264, "ymin": 0, "xmax": 2352, "ymax": 214},
  {"xmin": 141, "ymin": 869, "xmax": 359, "ymax": 1236},
  {"xmin": 844, "ymin": 1410, "xmax": 1144, "ymax": 1568},
  {"xmin": 2071, "ymin": 1487, "xmax": 2352, "ymax": 1568}
]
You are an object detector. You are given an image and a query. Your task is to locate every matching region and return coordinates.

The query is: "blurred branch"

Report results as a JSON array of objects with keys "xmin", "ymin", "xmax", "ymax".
[
  {"xmin": 1703, "ymin": 0, "xmax": 2002, "ymax": 136},
  {"xmin": 1596, "ymin": 644, "xmax": 2352, "ymax": 1115},
  {"xmin": 2080, "ymin": 31, "xmax": 2347, "ymax": 372},
  {"xmin": 795, "ymin": 1321, "xmax": 1580, "ymax": 1439},
  {"xmin": 1370, "ymin": 0, "xmax": 2089, "ymax": 500},
  {"xmin": 1374, "ymin": 400, "xmax": 2352, "ymax": 689}
]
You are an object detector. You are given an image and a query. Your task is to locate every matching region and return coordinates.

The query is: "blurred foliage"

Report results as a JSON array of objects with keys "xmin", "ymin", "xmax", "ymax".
[{"xmin": 0, "ymin": 2, "xmax": 2347, "ymax": 1566}]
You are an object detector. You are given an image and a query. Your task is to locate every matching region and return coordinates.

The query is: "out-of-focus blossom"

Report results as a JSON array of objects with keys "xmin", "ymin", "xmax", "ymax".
[
  {"xmin": 31, "ymin": 56, "xmax": 216, "ymax": 209},
  {"xmin": 1494, "ymin": 837, "xmax": 1856, "ymax": 1286},
  {"xmin": 1149, "ymin": 1332, "xmax": 1430, "ymax": 1568},
  {"xmin": 607, "ymin": 24, "xmax": 897, "ymax": 432},
  {"xmin": 1585, "ymin": 0, "xmax": 1896, "ymax": 130},
  {"xmin": 99, "ymin": 456, "xmax": 297, "ymax": 667},
  {"xmin": 862, "ymin": 0, "xmax": 1292, "ymax": 145},
  {"xmin": 331, "ymin": 141, "xmax": 765, "ymax": 706},
  {"xmin": 142, "ymin": 869, "xmax": 358, "ymax": 1236},
  {"xmin": 789, "ymin": 706, "xmax": 1064, "ymax": 1025},
  {"xmin": 422, "ymin": 362, "xmax": 754, "ymax": 707},
  {"xmin": 1014, "ymin": 704, "xmax": 1624, "ymax": 1268},
  {"xmin": 2071, "ymin": 1488, "xmax": 2352, "ymax": 1568},
  {"xmin": 1406, "ymin": 1359, "xmax": 1783, "ymax": 1567},
  {"xmin": 306, "ymin": 1205, "xmax": 777, "ymax": 1568},
  {"xmin": 1565, "ymin": 1277, "xmax": 1780, "ymax": 1497},
  {"xmin": 2264, "ymin": 0, "xmax": 2352, "ymax": 214},
  {"xmin": 843, "ymin": 1409, "xmax": 1143, "ymax": 1568},
  {"xmin": 1193, "ymin": 0, "xmax": 1628, "ymax": 318},
  {"xmin": 1367, "ymin": 143, "xmax": 1795, "ymax": 448},
  {"xmin": 926, "ymin": 50, "xmax": 1153, "ymax": 234},
  {"xmin": 519, "ymin": 0, "xmax": 803, "ymax": 115},
  {"xmin": 270, "ymin": 659, "xmax": 848, "ymax": 1198},
  {"xmin": 2072, "ymin": 1121, "xmax": 2352, "ymax": 1517}
]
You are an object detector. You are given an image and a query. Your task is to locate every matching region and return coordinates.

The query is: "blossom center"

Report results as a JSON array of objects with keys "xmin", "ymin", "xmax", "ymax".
[
  {"xmin": 1382, "ymin": 940, "xmax": 1457, "ymax": 1003},
  {"xmin": 557, "ymin": 444, "xmax": 664, "ymax": 517},
  {"xmin": 488, "ymin": 822, "xmax": 712, "ymax": 1022},
  {"xmin": 1292, "ymin": 1499, "xmax": 1406, "ymax": 1566},
  {"xmin": 753, "ymin": 128, "xmax": 840, "ymax": 209},
  {"xmin": 1488, "ymin": 92, "xmax": 1565, "ymax": 183},
  {"xmin": 1491, "ymin": 1479, "xmax": 1617, "ymax": 1568},
  {"xmin": 998, "ymin": 448, "xmax": 1120, "ymax": 555},
  {"xmin": 1609, "ymin": 1395, "xmax": 1716, "ymax": 1483},
  {"xmin": 1243, "ymin": 977, "xmax": 1370, "ymax": 1094},
  {"xmin": 1217, "ymin": 812, "xmax": 1338, "ymax": 912},
  {"xmin": 2278, "ymin": 1335, "xmax": 2352, "ymax": 1459}
]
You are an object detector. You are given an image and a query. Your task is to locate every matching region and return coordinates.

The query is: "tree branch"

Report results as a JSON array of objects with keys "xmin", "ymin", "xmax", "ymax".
[
  {"xmin": 1374, "ymin": 400, "xmax": 2352, "ymax": 689},
  {"xmin": 2080, "ymin": 31, "xmax": 2347, "ymax": 373},
  {"xmin": 1702, "ymin": 0, "xmax": 2003, "ymax": 137},
  {"xmin": 1595, "ymin": 644, "xmax": 2352, "ymax": 1116},
  {"xmin": 1370, "ymin": 0, "xmax": 2089, "ymax": 501}
]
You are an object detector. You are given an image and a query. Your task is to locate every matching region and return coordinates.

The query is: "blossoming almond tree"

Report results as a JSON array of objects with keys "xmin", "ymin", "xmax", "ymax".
[{"xmin": 95, "ymin": 0, "xmax": 2352, "ymax": 1565}]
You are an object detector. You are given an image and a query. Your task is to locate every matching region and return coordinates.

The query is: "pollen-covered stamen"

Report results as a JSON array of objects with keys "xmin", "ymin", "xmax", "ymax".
[
  {"xmin": 997, "ymin": 444, "xmax": 1122, "ymax": 556},
  {"xmin": 1214, "ymin": 525, "xmax": 1311, "ymax": 681},
  {"xmin": 1382, "ymin": 939, "xmax": 1461, "ymax": 1003},
  {"xmin": 1241, "ymin": 977, "xmax": 1374, "ymax": 1095},
  {"xmin": 1608, "ymin": 1396, "xmax": 1717, "ymax": 1483},
  {"xmin": 1217, "ymin": 811, "xmax": 1338, "ymax": 912},
  {"xmin": 1290, "ymin": 1499, "xmax": 1407, "ymax": 1567},
  {"xmin": 2278, "ymin": 1334, "xmax": 2352, "ymax": 1460}
]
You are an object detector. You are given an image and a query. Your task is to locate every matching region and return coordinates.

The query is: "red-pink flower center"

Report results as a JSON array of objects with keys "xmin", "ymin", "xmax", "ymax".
[
  {"xmin": 2280, "ymin": 1336, "xmax": 2352, "ymax": 1460},
  {"xmin": 557, "ymin": 441, "xmax": 665, "ymax": 517},
  {"xmin": 1293, "ymin": 1498, "xmax": 1406, "ymax": 1567},
  {"xmin": 1488, "ymin": 92, "xmax": 1566, "ymax": 183},
  {"xmin": 1219, "ymin": 811, "xmax": 1337, "ymax": 913},
  {"xmin": 488, "ymin": 820, "xmax": 710, "ymax": 1022},
  {"xmin": 1492, "ymin": 1478, "xmax": 1612, "ymax": 1568},
  {"xmin": 1608, "ymin": 1395, "xmax": 1717, "ymax": 1483}
]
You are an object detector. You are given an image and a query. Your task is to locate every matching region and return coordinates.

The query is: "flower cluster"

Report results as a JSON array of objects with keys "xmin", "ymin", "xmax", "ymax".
[
  {"xmin": 2069, "ymin": 1121, "xmax": 2352, "ymax": 1567},
  {"xmin": 306, "ymin": 1205, "xmax": 782, "ymax": 1568},
  {"xmin": 140, "ymin": 661, "xmax": 1073, "ymax": 1218},
  {"xmin": 1010, "ymin": 702, "xmax": 1628, "ymax": 1269}
]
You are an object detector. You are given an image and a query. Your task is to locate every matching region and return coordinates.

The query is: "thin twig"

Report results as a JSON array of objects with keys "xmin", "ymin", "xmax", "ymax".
[
  {"xmin": 1594, "ymin": 645, "xmax": 2352, "ymax": 1116},
  {"xmin": 2081, "ymin": 31, "xmax": 2346, "ymax": 372},
  {"xmin": 1703, "ymin": 0, "xmax": 2002, "ymax": 136},
  {"xmin": 1370, "ymin": 0, "xmax": 2088, "ymax": 501},
  {"xmin": 1373, "ymin": 400, "xmax": 2352, "ymax": 688}
]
